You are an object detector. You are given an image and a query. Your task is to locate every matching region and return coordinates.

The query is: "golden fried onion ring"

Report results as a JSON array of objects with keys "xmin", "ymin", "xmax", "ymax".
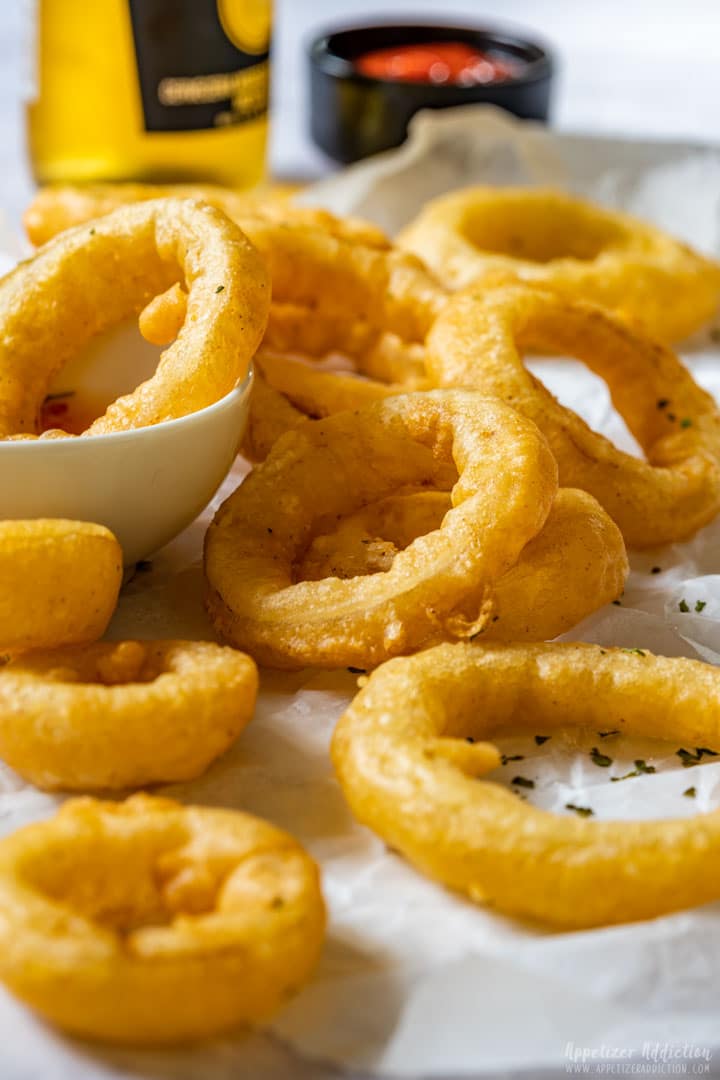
[
  {"xmin": 0, "ymin": 794, "xmax": 325, "ymax": 1042},
  {"xmin": 0, "ymin": 519, "xmax": 122, "ymax": 653},
  {"xmin": 427, "ymin": 285, "xmax": 720, "ymax": 548},
  {"xmin": 332, "ymin": 641, "xmax": 720, "ymax": 929},
  {"xmin": 204, "ymin": 390, "xmax": 558, "ymax": 669},
  {"xmin": 0, "ymin": 198, "xmax": 269, "ymax": 437},
  {"xmin": 24, "ymin": 181, "xmax": 390, "ymax": 250},
  {"xmin": 0, "ymin": 641, "xmax": 258, "ymax": 791},
  {"xmin": 24, "ymin": 183, "xmax": 444, "ymax": 347},
  {"xmin": 397, "ymin": 186, "xmax": 720, "ymax": 342},
  {"xmin": 300, "ymin": 488, "xmax": 627, "ymax": 641}
]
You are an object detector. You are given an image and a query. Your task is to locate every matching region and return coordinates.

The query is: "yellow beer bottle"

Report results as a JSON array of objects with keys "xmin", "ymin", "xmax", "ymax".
[{"xmin": 28, "ymin": 0, "xmax": 272, "ymax": 187}]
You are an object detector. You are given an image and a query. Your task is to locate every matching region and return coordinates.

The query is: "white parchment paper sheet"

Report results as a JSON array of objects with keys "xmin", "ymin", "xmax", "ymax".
[{"xmin": 4, "ymin": 107, "xmax": 720, "ymax": 1079}]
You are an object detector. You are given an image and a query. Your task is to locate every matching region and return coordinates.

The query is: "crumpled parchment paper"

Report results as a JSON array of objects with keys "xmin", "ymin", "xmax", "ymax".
[{"xmin": 4, "ymin": 106, "xmax": 720, "ymax": 1080}]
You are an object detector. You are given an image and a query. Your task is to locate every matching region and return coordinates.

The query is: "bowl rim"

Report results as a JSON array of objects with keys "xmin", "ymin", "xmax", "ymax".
[
  {"xmin": 308, "ymin": 20, "xmax": 554, "ymax": 89},
  {"xmin": 0, "ymin": 367, "xmax": 254, "ymax": 453}
]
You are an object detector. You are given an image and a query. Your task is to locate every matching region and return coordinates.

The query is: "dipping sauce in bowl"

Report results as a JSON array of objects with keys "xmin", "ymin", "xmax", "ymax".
[
  {"xmin": 309, "ymin": 22, "xmax": 554, "ymax": 164},
  {"xmin": 355, "ymin": 41, "xmax": 525, "ymax": 86}
]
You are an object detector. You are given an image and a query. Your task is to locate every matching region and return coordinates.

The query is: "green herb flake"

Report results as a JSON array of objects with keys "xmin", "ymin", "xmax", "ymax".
[
  {"xmin": 683, "ymin": 786, "xmax": 697, "ymax": 798},
  {"xmin": 612, "ymin": 599, "xmax": 622, "ymax": 606},
  {"xmin": 511, "ymin": 776, "xmax": 535, "ymax": 789},
  {"xmin": 347, "ymin": 666, "xmax": 366, "ymax": 675},
  {"xmin": 590, "ymin": 747, "xmax": 613, "ymax": 768},
  {"xmin": 680, "ymin": 417, "xmax": 693, "ymax": 429},
  {"xmin": 465, "ymin": 736, "xmax": 475, "ymax": 744},
  {"xmin": 501, "ymin": 753, "xmax": 524, "ymax": 765},
  {"xmin": 565, "ymin": 803, "xmax": 594, "ymax": 818},
  {"xmin": 651, "ymin": 566, "xmax": 662, "ymax": 574},
  {"xmin": 695, "ymin": 600, "xmax": 707, "ymax": 613},
  {"xmin": 622, "ymin": 647, "xmax": 646, "ymax": 657},
  {"xmin": 679, "ymin": 599, "xmax": 690, "ymax": 613},
  {"xmin": 534, "ymin": 735, "xmax": 550, "ymax": 746},
  {"xmin": 215, "ymin": 284, "xmax": 225, "ymax": 293},
  {"xmin": 677, "ymin": 746, "xmax": 719, "ymax": 767},
  {"xmin": 657, "ymin": 398, "xmax": 670, "ymax": 410},
  {"xmin": 598, "ymin": 729, "xmax": 620, "ymax": 738}
]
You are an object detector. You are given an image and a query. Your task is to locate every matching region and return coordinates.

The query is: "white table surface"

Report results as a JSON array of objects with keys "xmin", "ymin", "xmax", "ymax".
[{"xmin": 1, "ymin": 0, "xmax": 719, "ymax": 220}]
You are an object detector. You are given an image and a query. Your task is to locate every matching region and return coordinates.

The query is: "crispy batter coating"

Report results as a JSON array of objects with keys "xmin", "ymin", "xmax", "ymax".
[
  {"xmin": 300, "ymin": 488, "xmax": 628, "ymax": 640},
  {"xmin": 398, "ymin": 186, "xmax": 720, "ymax": 342},
  {"xmin": 0, "ymin": 640, "xmax": 258, "ymax": 791},
  {"xmin": 427, "ymin": 285, "xmax": 720, "ymax": 547},
  {"xmin": 204, "ymin": 390, "xmax": 558, "ymax": 669},
  {"xmin": 0, "ymin": 794, "xmax": 325, "ymax": 1042},
  {"xmin": 0, "ymin": 520, "xmax": 122, "ymax": 652},
  {"xmin": 0, "ymin": 198, "xmax": 269, "ymax": 436},
  {"xmin": 332, "ymin": 641, "xmax": 720, "ymax": 928}
]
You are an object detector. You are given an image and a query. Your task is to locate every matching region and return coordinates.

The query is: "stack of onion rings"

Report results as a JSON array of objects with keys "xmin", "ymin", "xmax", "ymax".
[
  {"xmin": 426, "ymin": 285, "xmax": 720, "ymax": 547},
  {"xmin": 397, "ymin": 186, "xmax": 720, "ymax": 342},
  {"xmin": 204, "ymin": 390, "xmax": 559, "ymax": 669},
  {"xmin": 0, "ymin": 794, "xmax": 325, "ymax": 1042},
  {"xmin": 332, "ymin": 641, "xmax": 720, "ymax": 928},
  {"xmin": 300, "ymin": 487, "xmax": 627, "ymax": 642}
]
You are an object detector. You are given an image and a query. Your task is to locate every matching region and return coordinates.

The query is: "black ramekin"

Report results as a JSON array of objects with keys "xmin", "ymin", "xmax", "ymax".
[{"xmin": 308, "ymin": 22, "xmax": 554, "ymax": 164}]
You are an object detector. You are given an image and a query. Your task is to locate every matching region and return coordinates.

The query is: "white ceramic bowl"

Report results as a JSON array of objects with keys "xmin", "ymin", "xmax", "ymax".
[{"xmin": 0, "ymin": 321, "xmax": 252, "ymax": 565}]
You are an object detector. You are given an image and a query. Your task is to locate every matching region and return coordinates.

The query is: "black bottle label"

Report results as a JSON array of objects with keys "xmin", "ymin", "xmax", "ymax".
[{"xmin": 127, "ymin": 0, "xmax": 270, "ymax": 132}]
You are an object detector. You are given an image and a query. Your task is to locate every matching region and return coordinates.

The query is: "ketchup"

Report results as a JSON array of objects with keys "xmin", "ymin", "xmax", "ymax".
[{"xmin": 355, "ymin": 41, "xmax": 523, "ymax": 86}]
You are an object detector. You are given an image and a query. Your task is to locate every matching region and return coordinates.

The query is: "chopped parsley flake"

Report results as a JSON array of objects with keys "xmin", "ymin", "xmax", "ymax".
[
  {"xmin": 511, "ymin": 776, "xmax": 534, "ymax": 789},
  {"xmin": 611, "ymin": 759, "xmax": 656, "ymax": 783},
  {"xmin": 651, "ymin": 566, "xmax": 662, "ymax": 574},
  {"xmin": 680, "ymin": 418, "xmax": 693, "ymax": 428},
  {"xmin": 677, "ymin": 747, "xmax": 719, "ymax": 767},
  {"xmin": 683, "ymin": 786, "xmax": 697, "ymax": 798},
  {"xmin": 501, "ymin": 753, "xmax": 524, "ymax": 765},
  {"xmin": 657, "ymin": 398, "xmax": 670, "ymax": 410},
  {"xmin": 534, "ymin": 735, "xmax": 550, "ymax": 746},
  {"xmin": 590, "ymin": 747, "xmax": 613, "ymax": 767},
  {"xmin": 215, "ymin": 284, "xmax": 225, "ymax": 293},
  {"xmin": 612, "ymin": 599, "xmax": 622, "ymax": 606},
  {"xmin": 679, "ymin": 599, "xmax": 690, "ymax": 613},
  {"xmin": 347, "ymin": 666, "xmax": 366, "ymax": 675},
  {"xmin": 598, "ymin": 729, "xmax": 620, "ymax": 738},
  {"xmin": 696, "ymin": 600, "xmax": 707, "ymax": 613},
  {"xmin": 565, "ymin": 803, "xmax": 594, "ymax": 818},
  {"xmin": 622, "ymin": 647, "xmax": 646, "ymax": 657}
]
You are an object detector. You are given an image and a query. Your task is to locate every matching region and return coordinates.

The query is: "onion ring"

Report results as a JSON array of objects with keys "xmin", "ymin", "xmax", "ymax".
[
  {"xmin": 0, "ymin": 793, "xmax": 325, "ymax": 1042},
  {"xmin": 332, "ymin": 641, "xmax": 720, "ymax": 929},
  {"xmin": 0, "ymin": 198, "xmax": 269, "ymax": 437},
  {"xmin": 397, "ymin": 186, "xmax": 720, "ymax": 342},
  {"xmin": 24, "ymin": 182, "xmax": 390, "ymax": 249},
  {"xmin": 0, "ymin": 640, "xmax": 258, "ymax": 791},
  {"xmin": 23, "ymin": 184, "xmax": 445, "ymax": 347},
  {"xmin": 426, "ymin": 285, "xmax": 720, "ymax": 547},
  {"xmin": 300, "ymin": 488, "xmax": 627, "ymax": 641},
  {"xmin": 204, "ymin": 390, "xmax": 558, "ymax": 669},
  {"xmin": 0, "ymin": 519, "xmax": 122, "ymax": 653}
]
